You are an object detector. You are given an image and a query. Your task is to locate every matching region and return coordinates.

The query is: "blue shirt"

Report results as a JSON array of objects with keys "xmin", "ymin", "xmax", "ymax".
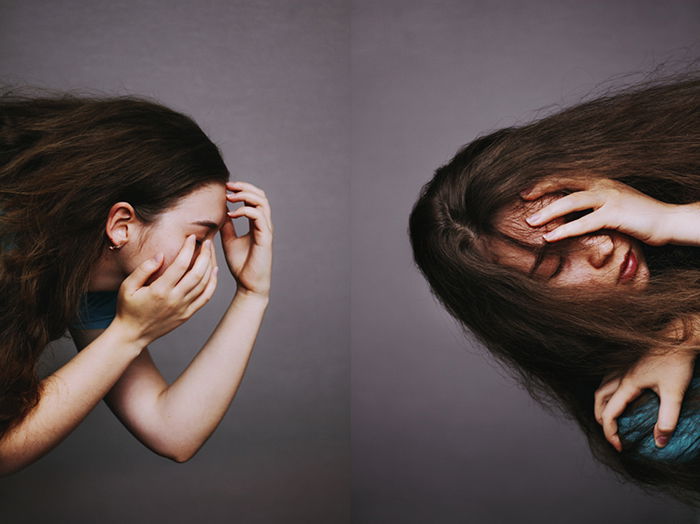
[{"xmin": 69, "ymin": 290, "xmax": 119, "ymax": 330}]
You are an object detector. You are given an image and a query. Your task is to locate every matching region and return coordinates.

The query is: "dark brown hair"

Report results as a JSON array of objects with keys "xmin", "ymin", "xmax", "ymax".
[
  {"xmin": 409, "ymin": 69, "xmax": 700, "ymax": 506},
  {"xmin": 0, "ymin": 86, "xmax": 229, "ymax": 444}
]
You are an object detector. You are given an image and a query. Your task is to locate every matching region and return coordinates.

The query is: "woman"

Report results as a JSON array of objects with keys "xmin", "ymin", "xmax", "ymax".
[
  {"xmin": 408, "ymin": 70, "xmax": 700, "ymax": 506},
  {"xmin": 0, "ymin": 87, "xmax": 273, "ymax": 474}
]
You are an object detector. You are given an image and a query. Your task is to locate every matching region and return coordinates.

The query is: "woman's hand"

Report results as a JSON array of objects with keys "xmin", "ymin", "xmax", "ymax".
[
  {"xmin": 114, "ymin": 234, "xmax": 218, "ymax": 345},
  {"xmin": 594, "ymin": 345, "xmax": 697, "ymax": 452},
  {"xmin": 520, "ymin": 176, "xmax": 677, "ymax": 246},
  {"xmin": 221, "ymin": 180, "xmax": 273, "ymax": 300}
]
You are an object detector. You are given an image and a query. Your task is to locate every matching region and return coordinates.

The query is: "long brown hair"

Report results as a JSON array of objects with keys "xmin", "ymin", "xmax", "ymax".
[
  {"xmin": 0, "ymin": 86, "xmax": 229, "ymax": 443},
  {"xmin": 409, "ymin": 69, "xmax": 700, "ymax": 506}
]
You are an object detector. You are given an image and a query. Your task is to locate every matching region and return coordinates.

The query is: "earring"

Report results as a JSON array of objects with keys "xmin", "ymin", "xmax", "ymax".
[{"xmin": 108, "ymin": 243, "xmax": 123, "ymax": 251}]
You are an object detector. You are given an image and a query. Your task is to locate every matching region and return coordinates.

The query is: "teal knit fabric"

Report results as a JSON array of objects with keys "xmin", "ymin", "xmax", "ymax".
[
  {"xmin": 69, "ymin": 290, "xmax": 118, "ymax": 330},
  {"xmin": 617, "ymin": 373, "xmax": 700, "ymax": 462}
]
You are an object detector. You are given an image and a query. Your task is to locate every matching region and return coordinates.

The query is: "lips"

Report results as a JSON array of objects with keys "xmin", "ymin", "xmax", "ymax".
[{"xmin": 618, "ymin": 249, "xmax": 638, "ymax": 283}]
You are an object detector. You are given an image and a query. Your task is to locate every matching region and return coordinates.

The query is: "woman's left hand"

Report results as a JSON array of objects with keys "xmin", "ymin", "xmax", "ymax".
[
  {"xmin": 594, "ymin": 344, "xmax": 697, "ymax": 452},
  {"xmin": 220, "ymin": 180, "xmax": 273, "ymax": 299},
  {"xmin": 520, "ymin": 176, "xmax": 676, "ymax": 246}
]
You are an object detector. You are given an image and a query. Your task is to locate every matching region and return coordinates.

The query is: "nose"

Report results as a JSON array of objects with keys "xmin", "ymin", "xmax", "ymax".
[{"xmin": 578, "ymin": 234, "xmax": 614, "ymax": 269}]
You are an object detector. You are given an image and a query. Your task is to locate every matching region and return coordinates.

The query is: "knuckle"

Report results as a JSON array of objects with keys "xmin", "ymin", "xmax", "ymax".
[
  {"xmin": 618, "ymin": 377, "xmax": 635, "ymax": 388},
  {"xmin": 663, "ymin": 392, "xmax": 684, "ymax": 404}
]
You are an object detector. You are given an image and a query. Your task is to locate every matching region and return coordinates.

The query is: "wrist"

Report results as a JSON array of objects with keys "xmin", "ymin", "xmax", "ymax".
[
  {"xmin": 665, "ymin": 202, "xmax": 700, "ymax": 247},
  {"xmin": 233, "ymin": 288, "xmax": 270, "ymax": 308},
  {"xmin": 106, "ymin": 318, "xmax": 150, "ymax": 355}
]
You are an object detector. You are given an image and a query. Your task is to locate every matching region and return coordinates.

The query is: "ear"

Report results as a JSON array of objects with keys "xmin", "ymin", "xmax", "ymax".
[{"xmin": 105, "ymin": 202, "xmax": 137, "ymax": 247}]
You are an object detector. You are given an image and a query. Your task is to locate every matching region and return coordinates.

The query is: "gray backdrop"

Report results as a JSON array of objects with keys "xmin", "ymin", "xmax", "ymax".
[
  {"xmin": 0, "ymin": 1, "xmax": 350, "ymax": 523},
  {"xmin": 350, "ymin": 1, "xmax": 700, "ymax": 523},
  {"xmin": 1, "ymin": 1, "xmax": 700, "ymax": 523}
]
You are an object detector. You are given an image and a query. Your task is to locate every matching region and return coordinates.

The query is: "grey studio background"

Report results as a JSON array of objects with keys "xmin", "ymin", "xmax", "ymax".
[
  {"xmin": 0, "ymin": 1, "xmax": 350, "ymax": 523},
  {"xmin": 350, "ymin": 1, "xmax": 700, "ymax": 524},
  {"xmin": 0, "ymin": 1, "xmax": 699, "ymax": 524}
]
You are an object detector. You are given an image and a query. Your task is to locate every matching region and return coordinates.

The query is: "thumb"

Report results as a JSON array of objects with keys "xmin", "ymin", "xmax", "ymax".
[
  {"xmin": 121, "ymin": 253, "xmax": 163, "ymax": 294},
  {"xmin": 654, "ymin": 390, "xmax": 682, "ymax": 448}
]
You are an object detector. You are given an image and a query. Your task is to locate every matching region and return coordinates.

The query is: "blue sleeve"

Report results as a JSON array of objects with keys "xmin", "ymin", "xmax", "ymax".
[
  {"xmin": 69, "ymin": 290, "xmax": 119, "ymax": 330},
  {"xmin": 617, "ymin": 375, "xmax": 700, "ymax": 463}
]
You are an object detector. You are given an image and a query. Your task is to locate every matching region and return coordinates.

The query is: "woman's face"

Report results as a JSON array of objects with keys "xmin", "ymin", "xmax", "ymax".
[
  {"xmin": 485, "ymin": 194, "xmax": 651, "ymax": 290},
  {"xmin": 99, "ymin": 182, "xmax": 229, "ymax": 289}
]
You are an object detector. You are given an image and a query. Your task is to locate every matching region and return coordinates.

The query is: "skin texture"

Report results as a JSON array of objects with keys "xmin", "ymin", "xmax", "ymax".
[
  {"xmin": 74, "ymin": 179, "xmax": 272, "ymax": 464},
  {"xmin": 484, "ymin": 179, "xmax": 698, "ymax": 453},
  {"xmin": 486, "ymin": 194, "xmax": 651, "ymax": 291},
  {"xmin": 1, "ymin": 179, "xmax": 274, "ymax": 472},
  {"xmin": 90, "ymin": 182, "xmax": 229, "ymax": 291}
]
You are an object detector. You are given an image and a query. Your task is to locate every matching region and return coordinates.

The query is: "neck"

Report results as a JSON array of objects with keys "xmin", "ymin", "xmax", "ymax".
[{"xmin": 87, "ymin": 251, "xmax": 125, "ymax": 292}]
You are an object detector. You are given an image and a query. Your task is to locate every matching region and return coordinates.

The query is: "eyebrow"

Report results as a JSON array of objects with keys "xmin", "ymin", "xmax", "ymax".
[
  {"xmin": 494, "ymin": 231, "xmax": 548, "ymax": 278},
  {"xmin": 191, "ymin": 220, "xmax": 223, "ymax": 230}
]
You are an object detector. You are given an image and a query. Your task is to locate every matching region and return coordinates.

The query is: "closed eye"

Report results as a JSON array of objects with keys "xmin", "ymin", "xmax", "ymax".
[{"xmin": 549, "ymin": 256, "xmax": 564, "ymax": 279}]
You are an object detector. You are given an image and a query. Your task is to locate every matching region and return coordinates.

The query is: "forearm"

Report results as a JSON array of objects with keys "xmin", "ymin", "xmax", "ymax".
[
  {"xmin": 0, "ymin": 321, "xmax": 143, "ymax": 476},
  {"xmin": 155, "ymin": 291, "xmax": 268, "ymax": 462},
  {"xmin": 667, "ymin": 202, "xmax": 700, "ymax": 246}
]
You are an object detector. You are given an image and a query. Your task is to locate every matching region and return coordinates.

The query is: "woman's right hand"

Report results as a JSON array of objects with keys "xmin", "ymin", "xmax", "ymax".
[{"xmin": 113, "ymin": 234, "xmax": 218, "ymax": 346}]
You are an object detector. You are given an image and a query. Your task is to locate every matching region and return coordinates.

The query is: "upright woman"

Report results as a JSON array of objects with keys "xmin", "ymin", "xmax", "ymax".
[
  {"xmin": 0, "ymin": 87, "xmax": 273, "ymax": 474},
  {"xmin": 409, "ymin": 70, "xmax": 700, "ymax": 505}
]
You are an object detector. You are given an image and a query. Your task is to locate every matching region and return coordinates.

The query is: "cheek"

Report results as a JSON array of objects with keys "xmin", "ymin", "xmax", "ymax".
[{"xmin": 148, "ymin": 246, "xmax": 189, "ymax": 282}]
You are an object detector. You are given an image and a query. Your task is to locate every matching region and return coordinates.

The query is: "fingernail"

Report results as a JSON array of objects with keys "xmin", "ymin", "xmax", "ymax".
[
  {"xmin": 542, "ymin": 231, "xmax": 556, "ymax": 240},
  {"xmin": 525, "ymin": 213, "xmax": 541, "ymax": 225},
  {"xmin": 656, "ymin": 435, "xmax": 669, "ymax": 448}
]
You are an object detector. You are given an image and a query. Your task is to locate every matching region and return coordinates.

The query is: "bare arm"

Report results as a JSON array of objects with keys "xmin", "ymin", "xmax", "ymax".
[
  {"xmin": 154, "ymin": 290, "xmax": 267, "ymax": 462},
  {"xmin": 0, "ymin": 234, "xmax": 220, "ymax": 475},
  {"xmin": 0, "ymin": 320, "xmax": 143, "ymax": 476},
  {"xmin": 69, "ymin": 290, "xmax": 267, "ymax": 463}
]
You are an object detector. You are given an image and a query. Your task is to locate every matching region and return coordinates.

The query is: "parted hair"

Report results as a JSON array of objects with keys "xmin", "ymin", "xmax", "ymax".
[
  {"xmin": 409, "ymin": 69, "xmax": 700, "ymax": 506},
  {"xmin": 0, "ymin": 86, "xmax": 229, "ymax": 447}
]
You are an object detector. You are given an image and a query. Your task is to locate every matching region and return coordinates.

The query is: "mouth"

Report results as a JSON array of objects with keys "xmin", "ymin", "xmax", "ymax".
[{"xmin": 618, "ymin": 248, "xmax": 638, "ymax": 284}]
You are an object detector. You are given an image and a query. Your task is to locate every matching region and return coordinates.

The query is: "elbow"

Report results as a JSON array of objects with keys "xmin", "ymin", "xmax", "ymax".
[
  {"xmin": 0, "ymin": 455, "xmax": 27, "ymax": 478},
  {"xmin": 171, "ymin": 452, "xmax": 192, "ymax": 464},
  {"xmin": 169, "ymin": 444, "xmax": 202, "ymax": 464}
]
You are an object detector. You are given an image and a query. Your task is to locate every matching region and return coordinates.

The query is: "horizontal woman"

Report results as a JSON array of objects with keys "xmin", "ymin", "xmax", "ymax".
[
  {"xmin": 409, "ymin": 70, "xmax": 700, "ymax": 506},
  {"xmin": 0, "ymin": 88, "xmax": 273, "ymax": 474}
]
